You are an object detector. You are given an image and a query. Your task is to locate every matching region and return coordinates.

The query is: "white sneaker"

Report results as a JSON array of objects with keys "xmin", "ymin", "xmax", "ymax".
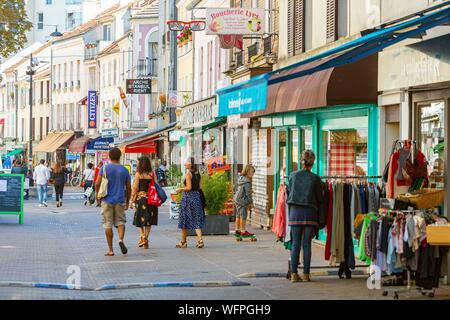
[{"xmin": 38, "ymin": 204, "xmax": 43, "ymax": 208}]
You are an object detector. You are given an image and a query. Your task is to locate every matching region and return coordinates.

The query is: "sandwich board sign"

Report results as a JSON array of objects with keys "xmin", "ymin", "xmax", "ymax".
[{"xmin": 0, "ymin": 174, "xmax": 24, "ymax": 224}]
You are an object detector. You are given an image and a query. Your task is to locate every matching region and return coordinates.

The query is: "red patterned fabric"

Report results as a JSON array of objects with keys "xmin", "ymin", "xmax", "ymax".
[{"xmin": 328, "ymin": 143, "xmax": 355, "ymax": 176}]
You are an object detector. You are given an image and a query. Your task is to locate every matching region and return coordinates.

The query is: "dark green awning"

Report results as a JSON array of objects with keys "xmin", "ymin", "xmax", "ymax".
[{"xmin": 187, "ymin": 117, "xmax": 227, "ymax": 134}]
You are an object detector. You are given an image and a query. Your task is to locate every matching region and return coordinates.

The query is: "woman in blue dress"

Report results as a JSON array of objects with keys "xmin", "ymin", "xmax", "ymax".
[{"xmin": 175, "ymin": 157, "xmax": 205, "ymax": 248}]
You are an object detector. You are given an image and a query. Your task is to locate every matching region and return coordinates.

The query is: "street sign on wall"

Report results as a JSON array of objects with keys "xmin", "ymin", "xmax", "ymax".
[
  {"xmin": 87, "ymin": 91, "xmax": 97, "ymax": 129},
  {"xmin": 206, "ymin": 8, "xmax": 264, "ymax": 35},
  {"xmin": 101, "ymin": 128, "xmax": 119, "ymax": 138},
  {"xmin": 126, "ymin": 79, "xmax": 151, "ymax": 94}
]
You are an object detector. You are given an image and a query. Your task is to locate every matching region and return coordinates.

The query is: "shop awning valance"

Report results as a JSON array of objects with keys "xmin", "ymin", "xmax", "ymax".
[
  {"xmin": 86, "ymin": 137, "xmax": 114, "ymax": 151},
  {"xmin": 243, "ymin": 54, "xmax": 378, "ymax": 117},
  {"xmin": 68, "ymin": 135, "xmax": 92, "ymax": 154},
  {"xmin": 114, "ymin": 122, "xmax": 177, "ymax": 147},
  {"xmin": 217, "ymin": 4, "xmax": 450, "ymax": 117},
  {"xmin": 6, "ymin": 149, "xmax": 24, "ymax": 157},
  {"xmin": 124, "ymin": 139, "xmax": 157, "ymax": 154},
  {"xmin": 34, "ymin": 132, "xmax": 75, "ymax": 153},
  {"xmin": 78, "ymin": 96, "xmax": 88, "ymax": 105}
]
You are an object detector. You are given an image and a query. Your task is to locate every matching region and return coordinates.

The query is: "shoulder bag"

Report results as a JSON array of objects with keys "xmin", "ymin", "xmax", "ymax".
[{"xmin": 97, "ymin": 166, "xmax": 108, "ymax": 199}]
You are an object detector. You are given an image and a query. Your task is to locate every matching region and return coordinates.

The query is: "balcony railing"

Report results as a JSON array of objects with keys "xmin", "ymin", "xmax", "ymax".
[
  {"xmin": 84, "ymin": 45, "xmax": 99, "ymax": 60},
  {"xmin": 247, "ymin": 43, "xmax": 258, "ymax": 63},
  {"xmin": 137, "ymin": 58, "xmax": 158, "ymax": 77}
]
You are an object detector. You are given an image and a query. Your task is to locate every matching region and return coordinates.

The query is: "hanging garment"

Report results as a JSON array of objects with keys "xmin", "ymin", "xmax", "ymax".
[
  {"xmin": 272, "ymin": 184, "xmax": 286, "ymax": 238},
  {"xmin": 330, "ymin": 183, "xmax": 338, "ymax": 257},
  {"xmin": 358, "ymin": 213, "xmax": 376, "ymax": 264},
  {"xmin": 359, "ymin": 185, "xmax": 367, "ymax": 213},
  {"xmin": 332, "ymin": 183, "xmax": 346, "ymax": 264},
  {"xmin": 387, "ymin": 226, "xmax": 404, "ymax": 275},
  {"xmin": 324, "ymin": 182, "xmax": 333, "ymax": 261},
  {"xmin": 284, "ymin": 190, "xmax": 292, "ymax": 250},
  {"xmin": 328, "ymin": 143, "xmax": 356, "ymax": 177},
  {"xmin": 343, "ymin": 183, "xmax": 356, "ymax": 269}
]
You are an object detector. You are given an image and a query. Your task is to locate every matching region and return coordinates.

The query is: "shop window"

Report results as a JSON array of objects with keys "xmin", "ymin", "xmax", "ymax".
[
  {"xmin": 419, "ymin": 102, "xmax": 445, "ymax": 188},
  {"xmin": 322, "ymin": 128, "xmax": 368, "ymax": 176},
  {"xmin": 290, "ymin": 128, "xmax": 299, "ymax": 172},
  {"xmin": 278, "ymin": 131, "xmax": 287, "ymax": 178}
]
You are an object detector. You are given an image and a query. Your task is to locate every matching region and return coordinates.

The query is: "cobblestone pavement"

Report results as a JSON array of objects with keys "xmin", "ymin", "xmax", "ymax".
[{"xmin": 1, "ymin": 198, "xmax": 449, "ymax": 300}]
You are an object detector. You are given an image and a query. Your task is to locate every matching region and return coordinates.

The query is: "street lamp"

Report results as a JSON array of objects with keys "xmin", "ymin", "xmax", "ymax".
[{"xmin": 26, "ymin": 27, "xmax": 62, "ymax": 169}]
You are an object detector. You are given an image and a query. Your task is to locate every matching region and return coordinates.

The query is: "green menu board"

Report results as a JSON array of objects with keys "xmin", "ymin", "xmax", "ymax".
[{"xmin": 0, "ymin": 174, "xmax": 24, "ymax": 224}]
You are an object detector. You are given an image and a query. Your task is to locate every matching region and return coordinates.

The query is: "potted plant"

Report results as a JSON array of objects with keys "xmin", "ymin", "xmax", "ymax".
[{"xmin": 187, "ymin": 172, "xmax": 231, "ymax": 236}]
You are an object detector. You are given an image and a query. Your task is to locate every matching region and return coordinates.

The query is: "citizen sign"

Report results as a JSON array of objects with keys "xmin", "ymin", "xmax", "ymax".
[
  {"xmin": 180, "ymin": 97, "xmax": 217, "ymax": 129},
  {"xmin": 126, "ymin": 79, "xmax": 151, "ymax": 94},
  {"xmin": 88, "ymin": 91, "xmax": 97, "ymax": 129}
]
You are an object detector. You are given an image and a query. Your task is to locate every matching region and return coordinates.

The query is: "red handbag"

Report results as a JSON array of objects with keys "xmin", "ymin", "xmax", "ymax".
[{"xmin": 147, "ymin": 173, "xmax": 162, "ymax": 207}]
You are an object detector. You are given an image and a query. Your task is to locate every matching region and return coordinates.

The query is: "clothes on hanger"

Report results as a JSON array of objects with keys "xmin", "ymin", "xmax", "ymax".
[{"xmin": 272, "ymin": 183, "xmax": 287, "ymax": 239}]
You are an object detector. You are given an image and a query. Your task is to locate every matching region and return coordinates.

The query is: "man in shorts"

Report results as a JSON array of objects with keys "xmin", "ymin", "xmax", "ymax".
[{"xmin": 96, "ymin": 148, "xmax": 131, "ymax": 256}]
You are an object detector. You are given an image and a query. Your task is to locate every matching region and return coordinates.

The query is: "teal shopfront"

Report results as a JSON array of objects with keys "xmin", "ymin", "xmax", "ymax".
[{"xmin": 262, "ymin": 104, "xmax": 379, "ymax": 212}]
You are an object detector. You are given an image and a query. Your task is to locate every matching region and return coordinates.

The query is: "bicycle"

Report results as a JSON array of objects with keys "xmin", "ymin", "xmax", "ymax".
[{"xmin": 70, "ymin": 172, "xmax": 82, "ymax": 187}]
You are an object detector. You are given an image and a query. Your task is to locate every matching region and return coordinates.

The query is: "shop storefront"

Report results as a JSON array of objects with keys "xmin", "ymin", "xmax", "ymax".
[
  {"xmin": 176, "ymin": 96, "xmax": 226, "ymax": 169},
  {"xmin": 68, "ymin": 135, "xmax": 92, "ymax": 171},
  {"xmin": 85, "ymin": 137, "xmax": 114, "ymax": 166},
  {"xmin": 378, "ymin": 33, "xmax": 450, "ymax": 212},
  {"xmin": 33, "ymin": 132, "xmax": 75, "ymax": 166}
]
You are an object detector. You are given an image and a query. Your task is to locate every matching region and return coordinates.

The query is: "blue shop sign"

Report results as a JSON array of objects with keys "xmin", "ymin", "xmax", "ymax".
[
  {"xmin": 88, "ymin": 91, "xmax": 97, "ymax": 129},
  {"xmin": 66, "ymin": 152, "xmax": 81, "ymax": 160},
  {"xmin": 217, "ymin": 74, "xmax": 269, "ymax": 117},
  {"xmin": 86, "ymin": 137, "xmax": 114, "ymax": 151}
]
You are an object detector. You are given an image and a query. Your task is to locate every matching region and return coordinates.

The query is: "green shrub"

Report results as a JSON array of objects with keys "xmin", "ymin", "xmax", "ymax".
[
  {"xmin": 168, "ymin": 164, "xmax": 183, "ymax": 186},
  {"xmin": 201, "ymin": 173, "xmax": 230, "ymax": 215}
]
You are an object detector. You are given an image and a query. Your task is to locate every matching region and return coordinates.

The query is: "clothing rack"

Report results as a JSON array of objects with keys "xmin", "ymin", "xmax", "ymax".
[{"xmin": 320, "ymin": 175, "xmax": 382, "ymax": 179}]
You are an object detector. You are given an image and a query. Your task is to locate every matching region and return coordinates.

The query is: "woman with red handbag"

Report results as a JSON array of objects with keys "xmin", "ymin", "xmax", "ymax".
[
  {"xmin": 175, "ymin": 157, "xmax": 205, "ymax": 249},
  {"xmin": 130, "ymin": 156, "xmax": 158, "ymax": 249}
]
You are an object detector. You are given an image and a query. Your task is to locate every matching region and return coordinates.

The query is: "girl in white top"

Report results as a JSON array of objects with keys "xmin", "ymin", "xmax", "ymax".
[{"xmin": 82, "ymin": 163, "xmax": 95, "ymax": 204}]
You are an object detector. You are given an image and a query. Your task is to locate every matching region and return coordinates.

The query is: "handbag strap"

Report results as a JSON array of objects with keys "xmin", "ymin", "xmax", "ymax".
[{"xmin": 103, "ymin": 166, "xmax": 107, "ymax": 179}]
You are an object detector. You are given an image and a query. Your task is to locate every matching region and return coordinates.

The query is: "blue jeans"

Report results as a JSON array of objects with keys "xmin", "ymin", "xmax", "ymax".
[
  {"xmin": 290, "ymin": 226, "xmax": 314, "ymax": 274},
  {"xmin": 37, "ymin": 184, "xmax": 48, "ymax": 204}
]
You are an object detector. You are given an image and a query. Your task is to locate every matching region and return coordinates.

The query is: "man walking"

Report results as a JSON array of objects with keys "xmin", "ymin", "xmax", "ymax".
[
  {"xmin": 95, "ymin": 148, "xmax": 131, "ymax": 256},
  {"xmin": 34, "ymin": 159, "xmax": 50, "ymax": 207}
]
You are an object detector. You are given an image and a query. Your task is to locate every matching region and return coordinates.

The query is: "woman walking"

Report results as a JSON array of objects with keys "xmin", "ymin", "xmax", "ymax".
[
  {"xmin": 82, "ymin": 163, "xmax": 95, "ymax": 205},
  {"xmin": 287, "ymin": 150, "xmax": 323, "ymax": 283},
  {"xmin": 51, "ymin": 162, "xmax": 68, "ymax": 207},
  {"xmin": 175, "ymin": 157, "xmax": 205, "ymax": 249},
  {"xmin": 130, "ymin": 156, "xmax": 158, "ymax": 249}
]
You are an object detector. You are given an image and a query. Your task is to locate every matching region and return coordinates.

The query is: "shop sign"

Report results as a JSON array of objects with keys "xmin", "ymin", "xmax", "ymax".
[
  {"xmin": 379, "ymin": 34, "xmax": 450, "ymax": 92},
  {"xmin": 207, "ymin": 156, "xmax": 230, "ymax": 173},
  {"xmin": 101, "ymin": 128, "xmax": 119, "ymax": 138},
  {"xmin": 218, "ymin": 76, "xmax": 268, "ymax": 117},
  {"xmin": 87, "ymin": 91, "xmax": 97, "ymax": 129},
  {"xmin": 66, "ymin": 151, "xmax": 81, "ymax": 160},
  {"xmin": 169, "ymin": 130, "xmax": 186, "ymax": 142},
  {"xmin": 206, "ymin": 8, "xmax": 264, "ymax": 35},
  {"xmin": 126, "ymin": 79, "xmax": 151, "ymax": 94},
  {"xmin": 179, "ymin": 97, "xmax": 218, "ymax": 129},
  {"xmin": 86, "ymin": 137, "xmax": 114, "ymax": 151}
]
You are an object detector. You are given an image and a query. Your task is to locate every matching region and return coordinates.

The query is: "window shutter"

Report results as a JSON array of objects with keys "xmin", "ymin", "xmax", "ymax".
[
  {"xmin": 287, "ymin": 0, "xmax": 295, "ymax": 57},
  {"xmin": 294, "ymin": 0, "xmax": 305, "ymax": 55},
  {"xmin": 326, "ymin": 0, "xmax": 338, "ymax": 43},
  {"xmin": 288, "ymin": 0, "xmax": 305, "ymax": 57}
]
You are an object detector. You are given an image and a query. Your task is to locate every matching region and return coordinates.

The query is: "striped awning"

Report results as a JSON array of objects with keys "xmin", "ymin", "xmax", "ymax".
[{"xmin": 34, "ymin": 132, "xmax": 75, "ymax": 153}]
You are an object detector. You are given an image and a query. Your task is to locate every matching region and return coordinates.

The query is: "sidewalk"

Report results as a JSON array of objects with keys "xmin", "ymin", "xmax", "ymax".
[{"xmin": 0, "ymin": 199, "xmax": 449, "ymax": 300}]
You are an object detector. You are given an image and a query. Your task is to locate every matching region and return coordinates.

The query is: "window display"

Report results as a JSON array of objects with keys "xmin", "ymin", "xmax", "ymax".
[{"xmin": 420, "ymin": 102, "xmax": 445, "ymax": 189}]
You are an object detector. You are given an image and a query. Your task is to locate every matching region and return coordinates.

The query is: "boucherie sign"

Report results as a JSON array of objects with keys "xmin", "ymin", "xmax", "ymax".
[
  {"xmin": 180, "ymin": 96, "xmax": 218, "ymax": 129},
  {"xmin": 206, "ymin": 8, "xmax": 264, "ymax": 35}
]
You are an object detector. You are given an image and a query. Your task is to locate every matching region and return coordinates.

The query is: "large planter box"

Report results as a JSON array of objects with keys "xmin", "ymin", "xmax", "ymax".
[{"xmin": 187, "ymin": 214, "xmax": 230, "ymax": 236}]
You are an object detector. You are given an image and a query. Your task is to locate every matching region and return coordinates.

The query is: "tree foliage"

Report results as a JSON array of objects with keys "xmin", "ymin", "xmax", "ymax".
[{"xmin": 0, "ymin": 0, "xmax": 33, "ymax": 58}]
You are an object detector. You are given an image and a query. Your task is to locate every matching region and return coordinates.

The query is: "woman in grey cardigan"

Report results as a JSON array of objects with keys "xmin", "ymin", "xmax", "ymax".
[{"xmin": 233, "ymin": 165, "xmax": 255, "ymax": 238}]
